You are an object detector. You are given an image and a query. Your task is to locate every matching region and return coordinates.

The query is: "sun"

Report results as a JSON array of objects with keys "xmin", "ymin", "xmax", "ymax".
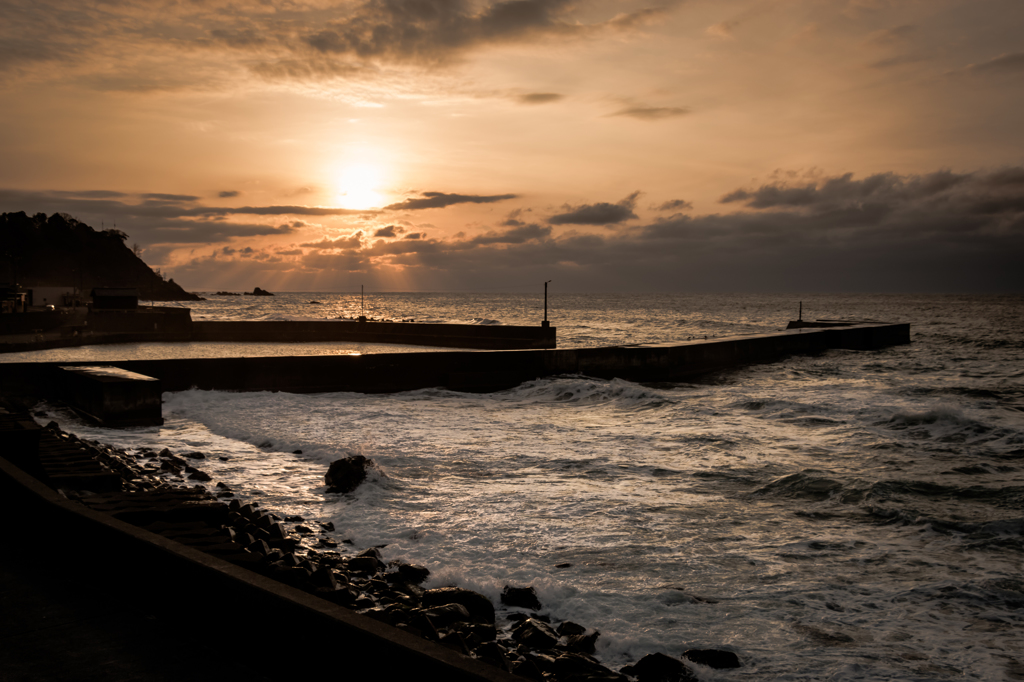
[{"xmin": 334, "ymin": 163, "xmax": 386, "ymax": 210}]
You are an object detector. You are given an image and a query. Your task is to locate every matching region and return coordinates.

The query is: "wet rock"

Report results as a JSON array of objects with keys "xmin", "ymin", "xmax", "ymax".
[
  {"xmin": 472, "ymin": 641, "xmax": 509, "ymax": 670},
  {"xmin": 295, "ymin": 525, "xmax": 315, "ymax": 534},
  {"xmin": 620, "ymin": 652, "xmax": 697, "ymax": 682},
  {"xmin": 321, "ymin": 521, "xmax": 335, "ymax": 532},
  {"xmin": 187, "ymin": 469, "xmax": 212, "ymax": 482},
  {"xmin": 512, "ymin": 618, "xmax": 560, "ymax": 650},
  {"xmin": 419, "ymin": 603, "xmax": 473, "ymax": 628},
  {"xmin": 397, "ymin": 563, "xmax": 430, "ymax": 584},
  {"xmin": 348, "ymin": 555, "xmax": 384, "ymax": 573},
  {"xmin": 422, "ymin": 587, "xmax": 495, "ymax": 625},
  {"xmin": 564, "ymin": 630, "xmax": 600, "ymax": 654},
  {"xmin": 246, "ymin": 539, "xmax": 271, "ymax": 555},
  {"xmin": 557, "ymin": 621, "xmax": 587, "ymax": 637},
  {"xmin": 455, "ymin": 622, "xmax": 497, "ymax": 645},
  {"xmin": 325, "ymin": 455, "xmax": 370, "ymax": 493},
  {"xmin": 310, "ymin": 566, "xmax": 340, "ymax": 590},
  {"xmin": 683, "ymin": 649, "xmax": 741, "ymax": 669},
  {"xmin": 183, "ymin": 451, "xmax": 206, "ymax": 459},
  {"xmin": 553, "ymin": 652, "xmax": 625, "ymax": 681},
  {"xmin": 439, "ymin": 631, "xmax": 471, "ymax": 655},
  {"xmin": 502, "ymin": 585, "xmax": 543, "ymax": 611},
  {"xmin": 510, "ymin": 658, "xmax": 546, "ymax": 681}
]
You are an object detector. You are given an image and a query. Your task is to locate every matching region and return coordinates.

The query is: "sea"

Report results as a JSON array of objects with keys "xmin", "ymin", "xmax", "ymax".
[{"xmin": 12, "ymin": 292, "xmax": 1024, "ymax": 681}]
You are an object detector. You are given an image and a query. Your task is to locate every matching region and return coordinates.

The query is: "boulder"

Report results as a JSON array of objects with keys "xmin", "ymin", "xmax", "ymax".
[
  {"xmin": 325, "ymin": 456, "xmax": 370, "ymax": 493},
  {"xmin": 398, "ymin": 563, "xmax": 431, "ymax": 584},
  {"xmin": 419, "ymin": 603, "xmax": 473, "ymax": 628},
  {"xmin": 620, "ymin": 653, "xmax": 697, "ymax": 682},
  {"xmin": 502, "ymin": 585, "xmax": 543, "ymax": 611},
  {"xmin": 682, "ymin": 649, "xmax": 741, "ymax": 669},
  {"xmin": 511, "ymin": 618, "xmax": 559, "ymax": 650},
  {"xmin": 422, "ymin": 587, "xmax": 495, "ymax": 625},
  {"xmin": 251, "ymin": 287, "xmax": 274, "ymax": 296}
]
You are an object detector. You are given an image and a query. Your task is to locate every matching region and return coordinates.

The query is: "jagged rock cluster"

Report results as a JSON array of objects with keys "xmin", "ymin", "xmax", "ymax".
[{"xmin": 42, "ymin": 423, "xmax": 741, "ymax": 682}]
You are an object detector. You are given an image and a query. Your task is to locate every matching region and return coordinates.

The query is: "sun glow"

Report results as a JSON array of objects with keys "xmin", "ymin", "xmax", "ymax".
[{"xmin": 333, "ymin": 163, "xmax": 386, "ymax": 210}]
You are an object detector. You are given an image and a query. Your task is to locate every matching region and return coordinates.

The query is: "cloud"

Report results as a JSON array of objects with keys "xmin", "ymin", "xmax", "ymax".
[
  {"xmin": 298, "ymin": 0, "xmax": 664, "ymax": 67},
  {"xmin": 141, "ymin": 193, "xmax": 200, "ymax": 202},
  {"xmin": 656, "ymin": 199, "xmax": 693, "ymax": 211},
  {"xmin": 219, "ymin": 190, "xmax": 241, "ymax": 198},
  {"xmin": 385, "ymin": 191, "xmax": 518, "ymax": 210},
  {"xmin": 0, "ymin": 188, "xmax": 358, "ymax": 245},
  {"xmin": 470, "ymin": 223, "xmax": 551, "ymax": 244},
  {"xmin": 301, "ymin": 233, "xmax": 363, "ymax": 250},
  {"xmin": 374, "ymin": 225, "xmax": 402, "ymax": 238},
  {"xmin": 866, "ymin": 24, "xmax": 916, "ymax": 47},
  {"xmin": 962, "ymin": 52, "xmax": 1024, "ymax": 75},
  {"xmin": 607, "ymin": 106, "xmax": 689, "ymax": 120},
  {"xmin": 517, "ymin": 92, "xmax": 563, "ymax": 104},
  {"xmin": 549, "ymin": 191, "xmax": 641, "ymax": 225}
]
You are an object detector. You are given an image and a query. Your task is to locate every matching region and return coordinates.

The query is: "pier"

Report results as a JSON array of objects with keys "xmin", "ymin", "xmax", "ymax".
[{"xmin": 1, "ymin": 322, "xmax": 910, "ymax": 397}]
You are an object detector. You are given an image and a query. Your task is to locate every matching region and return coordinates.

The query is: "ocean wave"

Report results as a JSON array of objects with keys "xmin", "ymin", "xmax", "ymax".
[
  {"xmin": 501, "ymin": 376, "xmax": 675, "ymax": 409},
  {"xmin": 750, "ymin": 471, "xmax": 844, "ymax": 501}
]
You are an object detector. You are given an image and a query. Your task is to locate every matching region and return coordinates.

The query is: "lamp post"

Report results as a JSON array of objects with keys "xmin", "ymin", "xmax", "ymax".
[{"xmin": 542, "ymin": 280, "xmax": 552, "ymax": 327}]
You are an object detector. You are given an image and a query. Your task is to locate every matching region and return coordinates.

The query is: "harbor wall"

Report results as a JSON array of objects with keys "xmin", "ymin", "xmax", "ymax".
[
  {"xmin": 191, "ymin": 320, "xmax": 556, "ymax": 350},
  {"xmin": 0, "ymin": 310, "xmax": 555, "ymax": 352},
  {"xmin": 0, "ymin": 323, "xmax": 910, "ymax": 396}
]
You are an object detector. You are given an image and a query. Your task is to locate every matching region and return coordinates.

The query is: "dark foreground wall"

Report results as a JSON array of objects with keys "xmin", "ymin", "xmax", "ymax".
[
  {"xmin": 1, "ymin": 323, "xmax": 910, "ymax": 396},
  {"xmin": 0, "ymin": 454, "xmax": 519, "ymax": 682}
]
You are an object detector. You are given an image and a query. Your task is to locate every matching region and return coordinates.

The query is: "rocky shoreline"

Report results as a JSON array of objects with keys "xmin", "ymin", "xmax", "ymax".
[{"xmin": 31, "ymin": 417, "xmax": 742, "ymax": 682}]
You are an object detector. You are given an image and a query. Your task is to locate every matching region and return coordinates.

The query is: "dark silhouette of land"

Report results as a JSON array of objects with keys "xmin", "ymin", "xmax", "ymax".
[{"xmin": 1, "ymin": 212, "xmax": 200, "ymax": 301}]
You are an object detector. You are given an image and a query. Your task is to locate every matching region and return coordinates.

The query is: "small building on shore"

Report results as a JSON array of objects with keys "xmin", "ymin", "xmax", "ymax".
[
  {"xmin": 91, "ymin": 288, "xmax": 140, "ymax": 310},
  {"xmin": 28, "ymin": 286, "xmax": 77, "ymax": 308},
  {"xmin": 0, "ymin": 284, "xmax": 27, "ymax": 313}
]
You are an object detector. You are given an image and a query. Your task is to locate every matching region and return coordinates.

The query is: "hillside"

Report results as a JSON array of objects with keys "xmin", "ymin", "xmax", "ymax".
[{"xmin": 1, "ymin": 212, "xmax": 201, "ymax": 301}]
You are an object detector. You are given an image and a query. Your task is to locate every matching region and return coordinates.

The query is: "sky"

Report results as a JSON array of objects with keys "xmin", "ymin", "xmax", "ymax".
[{"xmin": 1, "ymin": 0, "xmax": 1022, "ymax": 294}]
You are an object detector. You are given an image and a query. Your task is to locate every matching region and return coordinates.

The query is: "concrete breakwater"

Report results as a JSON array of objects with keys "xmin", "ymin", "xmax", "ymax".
[
  {"xmin": 1, "ymin": 322, "xmax": 910, "ymax": 397},
  {"xmin": 0, "ymin": 307, "xmax": 556, "ymax": 352}
]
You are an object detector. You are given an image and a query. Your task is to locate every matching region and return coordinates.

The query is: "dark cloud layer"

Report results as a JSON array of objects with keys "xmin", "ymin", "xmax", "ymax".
[
  {"xmin": 7, "ymin": 167, "xmax": 1024, "ymax": 293},
  {"xmin": 657, "ymin": 199, "xmax": 693, "ymax": 211},
  {"xmin": 518, "ymin": 92, "xmax": 563, "ymax": 104},
  {"xmin": 298, "ymin": 0, "xmax": 662, "ymax": 67},
  {"xmin": 608, "ymin": 106, "xmax": 689, "ymax": 120},
  {"xmin": 549, "ymin": 191, "xmax": 640, "ymax": 225},
  {"xmin": 275, "ymin": 167, "xmax": 1022, "ymax": 292},
  {"xmin": 0, "ymin": 189, "xmax": 359, "ymax": 250},
  {"xmin": 385, "ymin": 191, "xmax": 518, "ymax": 210},
  {"xmin": 964, "ymin": 52, "xmax": 1024, "ymax": 75}
]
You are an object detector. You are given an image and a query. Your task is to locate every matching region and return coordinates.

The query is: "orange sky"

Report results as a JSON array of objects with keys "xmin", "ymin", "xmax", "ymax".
[{"xmin": 2, "ymin": 0, "xmax": 1023, "ymax": 292}]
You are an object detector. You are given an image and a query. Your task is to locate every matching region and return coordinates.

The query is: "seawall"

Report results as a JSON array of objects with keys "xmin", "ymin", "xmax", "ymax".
[
  {"xmin": 0, "ymin": 309, "xmax": 556, "ymax": 352},
  {"xmin": 1, "ymin": 322, "xmax": 910, "ymax": 396}
]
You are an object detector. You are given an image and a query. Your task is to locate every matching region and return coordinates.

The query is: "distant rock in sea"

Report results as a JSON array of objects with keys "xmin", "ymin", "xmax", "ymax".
[{"xmin": 249, "ymin": 287, "xmax": 274, "ymax": 296}]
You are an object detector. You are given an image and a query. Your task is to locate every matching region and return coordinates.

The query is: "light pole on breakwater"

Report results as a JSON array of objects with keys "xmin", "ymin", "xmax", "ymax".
[{"xmin": 542, "ymin": 280, "xmax": 551, "ymax": 328}]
